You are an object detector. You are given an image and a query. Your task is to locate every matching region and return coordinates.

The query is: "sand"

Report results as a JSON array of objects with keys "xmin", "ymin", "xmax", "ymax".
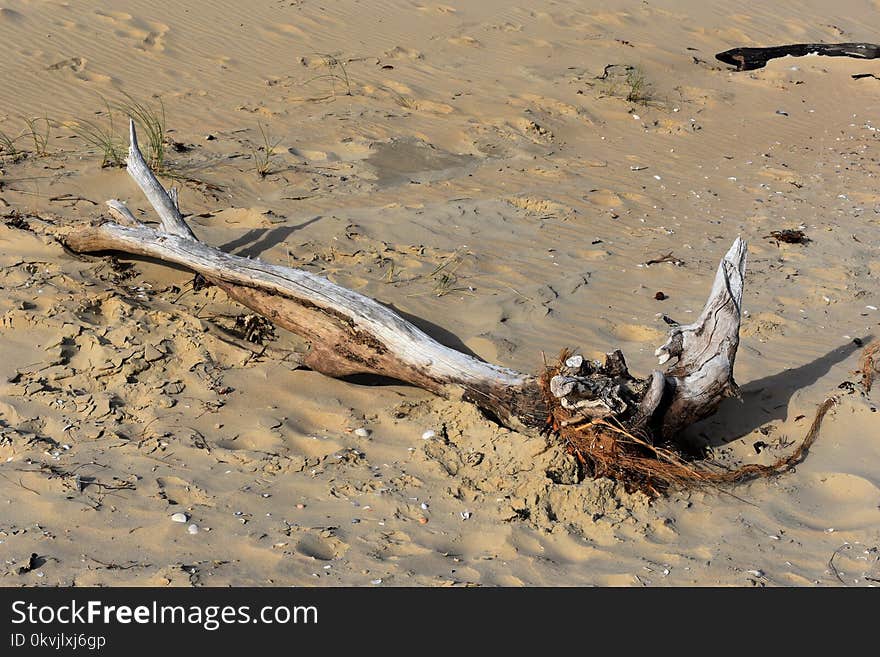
[{"xmin": 0, "ymin": 0, "xmax": 878, "ymax": 586}]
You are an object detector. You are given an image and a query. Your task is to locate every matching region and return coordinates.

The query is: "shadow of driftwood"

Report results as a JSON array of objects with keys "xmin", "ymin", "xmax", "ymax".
[
  {"xmin": 219, "ymin": 216, "xmax": 323, "ymax": 258},
  {"xmin": 686, "ymin": 337, "xmax": 869, "ymax": 448},
  {"xmin": 385, "ymin": 302, "xmax": 482, "ymax": 359}
]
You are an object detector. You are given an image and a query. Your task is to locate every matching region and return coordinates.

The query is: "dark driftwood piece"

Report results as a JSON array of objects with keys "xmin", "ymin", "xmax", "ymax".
[
  {"xmin": 716, "ymin": 43, "xmax": 880, "ymax": 71},
  {"xmin": 65, "ymin": 121, "xmax": 747, "ymax": 447}
]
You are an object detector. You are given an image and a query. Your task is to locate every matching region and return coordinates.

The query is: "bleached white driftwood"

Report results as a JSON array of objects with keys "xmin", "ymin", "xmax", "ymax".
[
  {"xmin": 655, "ymin": 237, "xmax": 747, "ymax": 436},
  {"xmin": 124, "ymin": 119, "xmax": 195, "ymax": 240},
  {"xmin": 65, "ymin": 120, "xmax": 747, "ymax": 438}
]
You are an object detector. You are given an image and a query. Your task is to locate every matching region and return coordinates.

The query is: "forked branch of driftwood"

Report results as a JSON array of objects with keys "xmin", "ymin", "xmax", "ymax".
[{"xmin": 65, "ymin": 120, "xmax": 747, "ymax": 452}]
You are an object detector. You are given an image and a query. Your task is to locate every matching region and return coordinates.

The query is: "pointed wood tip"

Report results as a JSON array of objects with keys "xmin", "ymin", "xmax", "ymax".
[
  {"xmin": 725, "ymin": 236, "xmax": 748, "ymax": 268},
  {"xmin": 127, "ymin": 118, "xmax": 138, "ymax": 155}
]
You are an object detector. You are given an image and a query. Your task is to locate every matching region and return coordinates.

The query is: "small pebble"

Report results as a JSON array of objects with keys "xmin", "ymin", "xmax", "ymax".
[
  {"xmin": 353, "ymin": 427, "xmax": 371, "ymax": 438},
  {"xmin": 421, "ymin": 429, "xmax": 436, "ymax": 440},
  {"xmin": 460, "ymin": 510, "xmax": 472, "ymax": 520},
  {"xmin": 187, "ymin": 524, "xmax": 199, "ymax": 535},
  {"xmin": 747, "ymin": 569, "xmax": 764, "ymax": 577},
  {"xmin": 655, "ymin": 291, "xmax": 668, "ymax": 301},
  {"xmin": 296, "ymin": 503, "xmax": 306, "ymax": 509},
  {"xmin": 418, "ymin": 517, "xmax": 428, "ymax": 524},
  {"xmin": 565, "ymin": 354, "xmax": 584, "ymax": 368},
  {"xmin": 171, "ymin": 512, "xmax": 188, "ymax": 523},
  {"xmin": 371, "ymin": 579, "xmax": 382, "ymax": 585},
  {"xmin": 420, "ymin": 502, "xmax": 429, "ymax": 510}
]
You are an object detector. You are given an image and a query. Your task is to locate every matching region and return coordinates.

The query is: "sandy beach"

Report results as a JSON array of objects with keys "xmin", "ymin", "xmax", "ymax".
[{"xmin": 0, "ymin": 0, "xmax": 878, "ymax": 586}]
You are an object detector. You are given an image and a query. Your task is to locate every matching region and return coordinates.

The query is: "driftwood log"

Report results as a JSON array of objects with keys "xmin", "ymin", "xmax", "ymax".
[
  {"xmin": 716, "ymin": 42, "xmax": 880, "ymax": 71},
  {"xmin": 65, "ymin": 121, "xmax": 747, "ymax": 453}
]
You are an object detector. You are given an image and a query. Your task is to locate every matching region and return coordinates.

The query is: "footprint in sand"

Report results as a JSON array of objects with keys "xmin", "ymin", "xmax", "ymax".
[
  {"xmin": 415, "ymin": 4, "xmax": 458, "ymax": 15},
  {"xmin": 415, "ymin": 99, "xmax": 454, "ymax": 114},
  {"xmin": 262, "ymin": 22, "xmax": 307, "ymax": 38},
  {"xmin": 511, "ymin": 117, "xmax": 555, "ymax": 144},
  {"xmin": 295, "ymin": 532, "xmax": 348, "ymax": 561},
  {"xmin": 584, "ymin": 188, "xmax": 625, "ymax": 209},
  {"xmin": 44, "ymin": 54, "xmax": 111, "ymax": 83},
  {"xmin": 155, "ymin": 476, "xmax": 215, "ymax": 507},
  {"xmin": 506, "ymin": 196, "xmax": 575, "ymax": 218},
  {"xmin": 383, "ymin": 46, "xmax": 424, "ymax": 60},
  {"xmin": 47, "ymin": 56, "xmax": 86, "ymax": 73},
  {"xmin": 447, "ymin": 35, "xmax": 482, "ymax": 48},
  {"xmin": 93, "ymin": 9, "xmax": 134, "ymax": 22},
  {"xmin": 487, "ymin": 22, "xmax": 523, "ymax": 33},
  {"xmin": 382, "ymin": 79, "xmax": 413, "ymax": 95},
  {"xmin": 94, "ymin": 10, "xmax": 170, "ymax": 53},
  {"xmin": 289, "ymin": 138, "xmax": 371, "ymax": 163},
  {"xmin": 288, "ymin": 147, "xmax": 338, "ymax": 162},
  {"xmin": 0, "ymin": 7, "xmax": 24, "ymax": 22},
  {"xmin": 510, "ymin": 93, "xmax": 588, "ymax": 121}
]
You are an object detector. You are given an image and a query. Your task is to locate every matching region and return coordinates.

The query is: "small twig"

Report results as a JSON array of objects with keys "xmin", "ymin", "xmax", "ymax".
[
  {"xmin": 87, "ymin": 556, "xmax": 153, "ymax": 571},
  {"xmin": 645, "ymin": 252, "xmax": 684, "ymax": 266},
  {"xmin": 0, "ymin": 472, "xmax": 41, "ymax": 496},
  {"xmin": 828, "ymin": 543, "xmax": 851, "ymax": 585}
]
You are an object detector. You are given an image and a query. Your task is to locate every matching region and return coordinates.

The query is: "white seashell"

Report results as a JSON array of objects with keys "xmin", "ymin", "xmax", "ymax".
[
  {"xmin": 421, "ymin": 429, "xmax": 436, "ymax": 440},
  {"xmin": 564, "ymin": 354, "xmax": 584, "ymax": 369},
  {"xmin": 657, "ymin": 352, "xmax": 670, "ymax": 365},
  {"xmin": 353, "ymin": 427, "xmax": 371, "ymax": 437},
  {"xmin": 187, "ymin": 524, "xmax": 199, "ymax": 535},
  {"xmin": 171, "ymin": 512, "xmax": 188, "ymax": 523}
]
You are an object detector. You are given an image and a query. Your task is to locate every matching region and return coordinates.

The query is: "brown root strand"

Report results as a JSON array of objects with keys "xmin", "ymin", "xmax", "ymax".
[
  {"xmin": 858, "ymin": 342, "xmax": 880, "ymax": 392},
  {"xmin": 540, "ymin": 352, "xmax": 836, "ymax": 496}
]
